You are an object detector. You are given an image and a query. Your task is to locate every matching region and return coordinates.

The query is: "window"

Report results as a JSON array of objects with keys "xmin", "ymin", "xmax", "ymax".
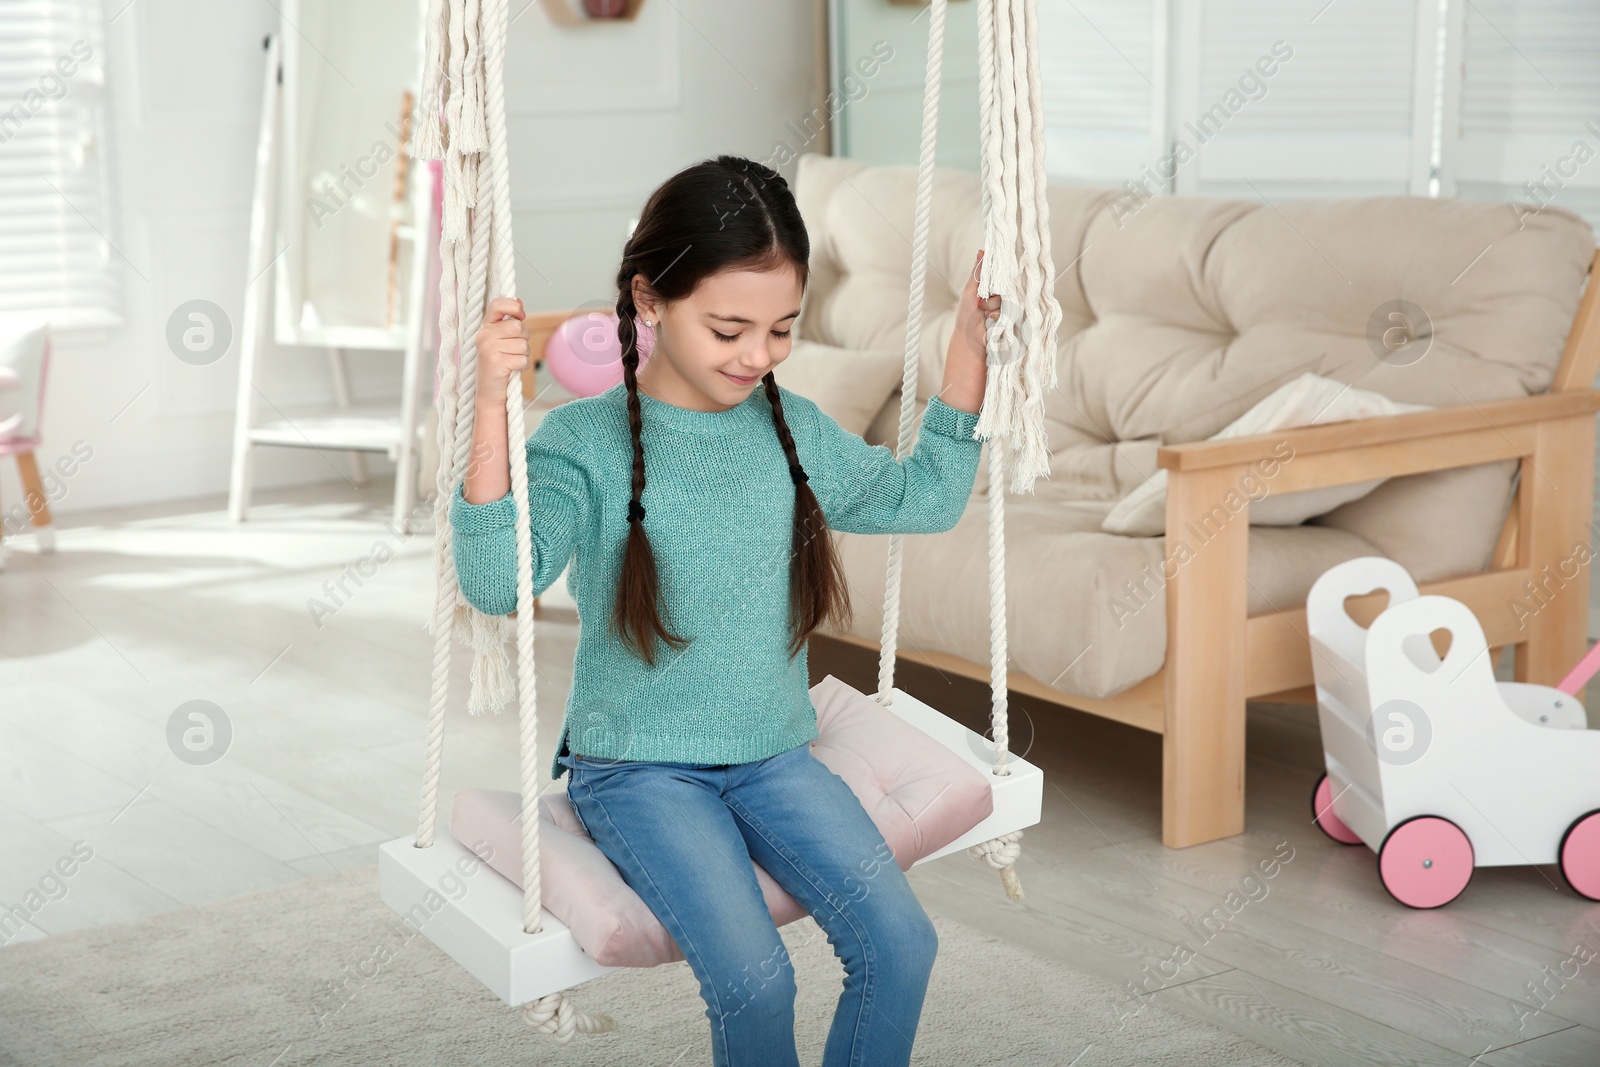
[
  {"xmin": 0, "ymin": 0, "xmax": 119, "ymax": 328},
  {"xmin": 1009, "ymin": 0, "xmax": 1600, "ymax": 229},
  {"xmin": 1040, "ymin": 0, "xmax": 1165, "ymax": 185},
  {"xmin": 1445, "ymin": 0, "xmax": 1600, "ymax": 229}
]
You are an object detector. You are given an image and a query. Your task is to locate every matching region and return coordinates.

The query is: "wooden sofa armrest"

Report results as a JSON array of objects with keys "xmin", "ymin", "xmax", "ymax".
[
  {"xmin": 1152, "ymin": 386, "xmax": 1600, "ymax": 847},
  {"xmin": 1154, "ymin": 390, "xmax": 1600, "ymax": 493}
]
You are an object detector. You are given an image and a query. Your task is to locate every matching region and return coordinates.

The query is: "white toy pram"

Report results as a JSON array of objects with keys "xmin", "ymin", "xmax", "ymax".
[{"xmin": 1305, "ymin": 557, "xmax": 1600, "ymax": 908}]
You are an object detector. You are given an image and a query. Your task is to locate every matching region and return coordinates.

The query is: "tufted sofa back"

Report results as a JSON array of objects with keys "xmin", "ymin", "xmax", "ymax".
[{"xmin": 793, "ymin": 151, "xmax": 1596, "ymax": 581}]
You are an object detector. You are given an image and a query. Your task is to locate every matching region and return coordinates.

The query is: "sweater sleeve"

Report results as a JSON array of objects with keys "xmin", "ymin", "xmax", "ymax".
[
  {"xmin": 800, "ymin": 392, "xmax": 983, "ymax": 535},
  {"xmin": 448, "ymin": 412, "xmax": 594, "ymax": 615}
]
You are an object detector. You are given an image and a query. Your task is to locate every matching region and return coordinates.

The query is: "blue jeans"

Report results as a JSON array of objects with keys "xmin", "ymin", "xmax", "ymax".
[{"xmin": 560, "ymin": 741, "xmax": 938, "ymax": 1067}]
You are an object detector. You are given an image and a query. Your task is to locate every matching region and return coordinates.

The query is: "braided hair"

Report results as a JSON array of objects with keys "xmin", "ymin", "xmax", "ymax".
[{"xmin": 610, "ymin": 155, "xmax": 852, "ymax": 667}]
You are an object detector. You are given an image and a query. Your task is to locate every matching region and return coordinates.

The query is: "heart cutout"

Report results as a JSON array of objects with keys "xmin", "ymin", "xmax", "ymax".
[
  {"xmin": 1342, "ymin": 588, "xmax": 1390, "ymax": 629},
  {"xmin": 1401, "ymin": 628, "xmax": 1452, "ymax": 672}
]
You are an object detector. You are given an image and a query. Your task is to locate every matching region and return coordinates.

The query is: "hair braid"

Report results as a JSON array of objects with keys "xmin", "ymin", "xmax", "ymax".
[
  {"xmin": 762, "ymin": 373, "xmax": 853, "ymax": 659},
  {"xmin": 610, "ymin": 279, "xmax": 691, "ymax": 667}
]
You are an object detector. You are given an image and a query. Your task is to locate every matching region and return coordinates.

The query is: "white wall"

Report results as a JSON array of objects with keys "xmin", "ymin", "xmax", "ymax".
[{"xmin": 12, "ymin": 0, "xmax": 824, "ymax": 521}]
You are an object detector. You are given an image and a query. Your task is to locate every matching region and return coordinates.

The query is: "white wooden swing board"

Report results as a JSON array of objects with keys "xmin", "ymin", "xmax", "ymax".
[
  {"xmin": 377, "ymin": 685, "xmax": 1043, "ymax": 1007},
  {"xmin": 873, "ymin": 685, "xmax": 1045, "ymax": 864},
  {"xmin": 378, "ymin": 832, "xmax": 618, "ymax": 1006}
]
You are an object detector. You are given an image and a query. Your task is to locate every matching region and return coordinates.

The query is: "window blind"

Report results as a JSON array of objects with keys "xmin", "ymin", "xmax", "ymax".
[
  {"xmin": 1038, "ymin": 0, "xmax": 1165, "ymax": 184},
  {"xmin": 0, "ymin": 0, "xmax": 119, "ymax": 327},
  {"xmin": 1447, "ymin": 0, "xmax": 1600, "ymax": 231},
  {"xmin": 1178, "ymin": 0, "xmax": 1425, "ymax": 199}
]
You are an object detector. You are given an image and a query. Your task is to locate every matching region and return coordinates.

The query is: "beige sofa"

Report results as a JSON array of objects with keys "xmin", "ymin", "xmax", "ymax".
[{"xmin": 791, "ymin": 151, "xmax": 1600, "ymax": 848}]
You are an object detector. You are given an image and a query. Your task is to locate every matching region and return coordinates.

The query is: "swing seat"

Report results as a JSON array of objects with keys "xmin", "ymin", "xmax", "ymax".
[{"xmin": 378, "ymin": 674, "xmax": 1042, "ymax": 1006}]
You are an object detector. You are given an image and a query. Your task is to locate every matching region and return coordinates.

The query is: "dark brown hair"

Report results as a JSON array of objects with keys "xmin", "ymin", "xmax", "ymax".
[{"xmin": 611, "ymin": 155, "xmax": 851, "ymax": 667}]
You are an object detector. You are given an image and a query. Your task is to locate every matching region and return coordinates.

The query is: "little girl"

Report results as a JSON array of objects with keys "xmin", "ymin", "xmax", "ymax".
[{"xmin": 451, "ymin": 155, "xmax": 1000, "ymax": 1067}]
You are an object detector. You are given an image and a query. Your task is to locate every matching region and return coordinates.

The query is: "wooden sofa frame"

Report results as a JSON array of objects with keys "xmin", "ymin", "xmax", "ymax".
[{"xmin": 515, "ymin": 253, "xmax": 1600, "ymax": 848}]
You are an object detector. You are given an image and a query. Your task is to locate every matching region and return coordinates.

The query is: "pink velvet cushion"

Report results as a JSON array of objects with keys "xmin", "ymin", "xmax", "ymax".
[{"xmin": 448, "ymin": 674, "xmax": 993, "ymax": 968}]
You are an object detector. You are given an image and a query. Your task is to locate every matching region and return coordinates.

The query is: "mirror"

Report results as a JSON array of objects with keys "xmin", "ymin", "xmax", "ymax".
[{"xmin": 274, "ymin": 0, "xmax": 429, "ymax": 348}]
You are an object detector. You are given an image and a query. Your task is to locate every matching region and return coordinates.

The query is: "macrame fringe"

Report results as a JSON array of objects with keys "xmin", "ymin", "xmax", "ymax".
[
  {"xmin": 455, "ymin": 6, "xmax": 488, "ymax": 155},
  {"xmin": 462, "ymin": 604, "xmax": 514, "ymax": 714},
  {"xmin": 972, "ymin": 0, "xmax": 1059, "ymax": 497},
  {"xmin": 414, "ymin": 0, "xmax": 448, "ymax": 160}
]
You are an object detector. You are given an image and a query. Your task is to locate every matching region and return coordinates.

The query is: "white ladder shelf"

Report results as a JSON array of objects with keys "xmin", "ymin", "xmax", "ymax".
[{"xmin": 228, "ymin": 33, "xmax": 437, "ymax": 534}]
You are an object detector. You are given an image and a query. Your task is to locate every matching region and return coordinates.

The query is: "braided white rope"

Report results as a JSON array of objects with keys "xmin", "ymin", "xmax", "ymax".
[
  {"xmin": 877, "ymin": 0, "xmax": 1060, "ymax": 903},
  {"xmin": 415, "ymin": 156, "xmax": 462, "ymax": 852},
  {"xmin": 874, "ymin": 0, "xmax": 947, "ymax": 708},
  {"xmin": 974, "ymin": 0, "xmax": 1006, "ymax": 783},
  {"xmin": 973, "ymin": 0, "xmax": 1022, "ymax": 902},
  {"xmin": 412, "ymin": 0, "xmax": 614, "ymax": 1040},
  {"xmin": 416, "ymin": 0, "xmax": 478, "ymax": 853},
  {"xmin": 476, "ymin": 0, "xmax": 548, "ymax": 942}
]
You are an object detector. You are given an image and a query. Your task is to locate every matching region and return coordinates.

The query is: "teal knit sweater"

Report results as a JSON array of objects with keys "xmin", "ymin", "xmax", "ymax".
[{"xmin": 449, "ymin": 380, "xmax": 983, "ymax": 781}]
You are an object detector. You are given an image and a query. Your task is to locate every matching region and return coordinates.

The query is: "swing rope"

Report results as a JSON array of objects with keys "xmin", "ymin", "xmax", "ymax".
[
  {"xmin": 413, "ymin": 0, "xmax": 615, "ymax": 1040},
  {"xmin": 873, "ymin": 0, "xmax": 1060, "ymax": 903}
]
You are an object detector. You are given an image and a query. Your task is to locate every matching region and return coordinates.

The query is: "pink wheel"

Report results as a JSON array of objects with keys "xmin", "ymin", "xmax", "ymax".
[
  {"xmin": 1558, "ymin": 808, "xmax": 1600, "ymax": 901},
  {"xmin": 1377, "ymin": 815, "xmax": 1474, "ymax": 908},
  {"xmin": 1310, "ymin": 773, "xmax": 1363, "ymax": 845}
]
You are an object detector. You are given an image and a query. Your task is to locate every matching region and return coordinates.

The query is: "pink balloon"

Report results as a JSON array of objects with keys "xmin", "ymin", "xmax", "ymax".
[{"xmin": 542, "ymin": 310, "xmax": 652, "ymax": 397}]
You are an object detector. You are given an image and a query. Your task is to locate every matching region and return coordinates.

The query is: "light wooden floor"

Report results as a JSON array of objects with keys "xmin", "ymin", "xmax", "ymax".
[{"xmin": 2, "ymin": 478, "xmax": 1599, "ymax": 1066}]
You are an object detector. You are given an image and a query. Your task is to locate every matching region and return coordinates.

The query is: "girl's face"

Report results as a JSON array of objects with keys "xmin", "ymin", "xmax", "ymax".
[{"xmin": 632, "ymin": 263, "xmax": 803, "ymax": 413}]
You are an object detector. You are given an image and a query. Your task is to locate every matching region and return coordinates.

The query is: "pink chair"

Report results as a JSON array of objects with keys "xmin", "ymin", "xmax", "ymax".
[{"xmin": 0, "ymin": 321, "xmax": 55, "ymax": 568}]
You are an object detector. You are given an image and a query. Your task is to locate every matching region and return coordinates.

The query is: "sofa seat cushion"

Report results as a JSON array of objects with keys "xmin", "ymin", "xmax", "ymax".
[
  {"xmin": 829, "ymin": 497, "xmax": 1383, "ymax": 700},
  {"xmin": 447, "ymin": 675, "xmax": 992, "ymax": 969}
]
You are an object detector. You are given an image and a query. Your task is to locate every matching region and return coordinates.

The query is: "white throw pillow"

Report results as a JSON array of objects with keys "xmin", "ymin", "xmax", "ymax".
[
  {"xmin": 771, "ymin": 339, "xmax": 904, "ymax": 437},
  {"xmin": 1101, "ymin": 373, "xmax": 1430, "ymax": 536}
]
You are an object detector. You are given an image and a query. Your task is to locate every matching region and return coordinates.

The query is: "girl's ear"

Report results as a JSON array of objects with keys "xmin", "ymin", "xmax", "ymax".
[{"xmin": 630, "ymin": 272, "xmax": 659, "ymax": 318}]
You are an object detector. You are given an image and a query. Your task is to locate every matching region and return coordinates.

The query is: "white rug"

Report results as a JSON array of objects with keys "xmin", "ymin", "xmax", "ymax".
[{"xmin": 0, "ymin": 864, "xmax": 1306, "ymax": 1066}]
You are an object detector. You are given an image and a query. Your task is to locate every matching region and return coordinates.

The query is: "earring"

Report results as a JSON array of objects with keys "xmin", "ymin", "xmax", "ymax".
[{"xmin": 644, "ymin": 318, "xmax": 653, "ymax": 327}]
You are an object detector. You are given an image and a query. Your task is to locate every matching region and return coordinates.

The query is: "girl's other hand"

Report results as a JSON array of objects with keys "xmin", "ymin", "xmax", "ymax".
[
  {"xmin": 477, "ymin": 296, "xmax": 529, "ymax": 402},
  {"xmin": 950, "ymin": 249, "xmax": 1002, "ymax": 368},
  {"xmin": 939, "ymin": 250, "xmax": 998, "ymax": 415}
]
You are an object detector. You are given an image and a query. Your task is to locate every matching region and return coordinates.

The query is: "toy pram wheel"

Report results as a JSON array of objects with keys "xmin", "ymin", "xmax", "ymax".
[
  {"xmin": 1310, "ymin": 773, "xmax": 1363, "ymax": 845},
  {"xmin": 1377, "ymin": 815, "xmax": 1474, "ymax": 908},
  {"xmin": 1557, "ymin": 808, "xmax": 1600, "ymax": 901}
]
